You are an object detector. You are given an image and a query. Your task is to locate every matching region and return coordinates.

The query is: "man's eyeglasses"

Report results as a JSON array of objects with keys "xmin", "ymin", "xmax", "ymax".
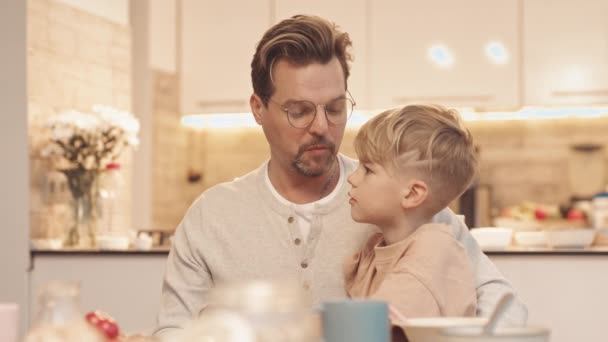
[{"xmin": 269, "ymin": 91, "xmax": 356, "ymax": 129}]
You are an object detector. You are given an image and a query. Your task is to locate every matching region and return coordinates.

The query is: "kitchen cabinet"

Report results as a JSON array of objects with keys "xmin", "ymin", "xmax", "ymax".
[
  {"xmin": 180, "ymin": 0, "xmax": 272, "ymax": 114},
  {"xmin": 489, "ymin": 254, "xmax": 607, "ymax": 342},
  {"xmin": 29, "ymin": 253, "xmax": 168, "ymax": 334},
  {"xmin": 523, "ymin": 0, "xmax": 608, "ymax": 105},
  {"xmin": 369, "ymin": 0, "xmax": 520, "ymax": 111},
  {"xmin": 274, "ymin": 0, "xmax": 370, "ymax": 109}
]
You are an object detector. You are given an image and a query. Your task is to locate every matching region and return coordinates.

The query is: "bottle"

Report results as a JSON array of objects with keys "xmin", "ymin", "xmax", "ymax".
[
  {"xmin": 98, "ymin": 163, "xmax": 127, "ymax": 237},
  {"xmin": 24, "ymin": 281, "xmax": 104, "ymax": 342}
]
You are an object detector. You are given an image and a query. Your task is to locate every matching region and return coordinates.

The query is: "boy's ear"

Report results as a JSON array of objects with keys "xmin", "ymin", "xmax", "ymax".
[
  {"xmin": 400, "ymin": 180, "xmax": 428, "ymax": 209},
  {"xmin": 250, "ymin": 94, "xmax": 265, "ymax": 125}
]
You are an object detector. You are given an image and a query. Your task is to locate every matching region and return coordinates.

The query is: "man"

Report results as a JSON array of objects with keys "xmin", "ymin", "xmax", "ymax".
[{"xmin": 155, "ymin": 15, "xmax": 527, "ymax": 336}]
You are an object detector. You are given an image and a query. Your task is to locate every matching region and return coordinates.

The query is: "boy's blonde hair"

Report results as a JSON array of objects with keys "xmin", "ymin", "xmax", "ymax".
[{"xmin": 354, "ymin": 104, "xmax": 477, "ymax": 213}]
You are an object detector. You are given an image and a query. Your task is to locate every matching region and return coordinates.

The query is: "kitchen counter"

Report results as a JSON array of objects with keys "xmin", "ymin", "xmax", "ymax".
[
  {"xmin": 28, "ymin": 247, "xmax": 607, "ymax": 341},
  {"xmin": 31, "ymin": 246, "xmax": 171, "ymax": 256},
  {"xmin": 484, "ymin": 245, "xmax": 608, "ymax": 255},
  {"xmin": 31, "ymin": 245, "xmax": 608, "ymax": 256}
]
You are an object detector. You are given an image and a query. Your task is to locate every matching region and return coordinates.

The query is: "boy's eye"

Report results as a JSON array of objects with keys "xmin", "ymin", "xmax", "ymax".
[{"xmin": 363, "ymin": 165, "xmax": 372, "ymax": 174}]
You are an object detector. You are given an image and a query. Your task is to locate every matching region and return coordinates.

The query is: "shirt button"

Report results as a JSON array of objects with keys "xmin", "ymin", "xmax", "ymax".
[
  {"xmin": 303, "ymin": 282, "xmax": 310, "ymax": 290},
  {"xmin": 288, "ymin": 216, "xmax": 295, "ymax": 223},
  {"xmin": 300, "ymin": 261, "xmax": 308, "ymax": 269},
  {"xmin": 294, "ymin": 238, "xmax": 301, "ymax": 245}
]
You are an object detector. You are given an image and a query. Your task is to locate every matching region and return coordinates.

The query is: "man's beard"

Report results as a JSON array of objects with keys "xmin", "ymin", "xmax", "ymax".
[{"xmin": 292, "ymin": 137, "xmax": 336, "ymax": 177}]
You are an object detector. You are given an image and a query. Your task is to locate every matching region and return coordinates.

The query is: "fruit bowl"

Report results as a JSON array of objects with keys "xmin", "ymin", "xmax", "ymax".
[
  {"xmin": 492, "ymin": 217, "xmax": 541, "ymax": 231},
  {"xmin": 513, "ymin": 231, "xmax": 546, "ymax": 247},
  {"xmin": 544, "ymin": 229, "xmax": 596, "ymax": 248}
]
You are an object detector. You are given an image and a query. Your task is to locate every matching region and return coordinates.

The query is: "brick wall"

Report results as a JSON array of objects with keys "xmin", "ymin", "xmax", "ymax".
[
  {"xmin": 150, "ymin": 108, "xmax": 608, "ymax": 230},
  {"xmin": 28, "ymin": 0, "xmax": 132, "ymax": 239},
  {"xmin": 151, "ymin": 71, "xmax": 203, "ymax": 230}
]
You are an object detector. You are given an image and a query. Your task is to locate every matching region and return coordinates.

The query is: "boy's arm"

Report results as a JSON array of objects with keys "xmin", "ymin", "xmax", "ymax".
[{"xmin": 433, "ymin": 208, "xmax": 528, "ymax": 326}]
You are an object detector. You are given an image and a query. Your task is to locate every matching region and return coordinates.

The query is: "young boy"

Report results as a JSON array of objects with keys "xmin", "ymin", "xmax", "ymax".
[{"xmin": 344, "ymin": 104, "xmax": 478, "ymax": 323}]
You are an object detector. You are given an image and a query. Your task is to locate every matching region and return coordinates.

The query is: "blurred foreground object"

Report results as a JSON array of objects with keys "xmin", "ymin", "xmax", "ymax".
[{"xmin": 172, "ymin": 279, "xmax": 319, "ymax": 342}]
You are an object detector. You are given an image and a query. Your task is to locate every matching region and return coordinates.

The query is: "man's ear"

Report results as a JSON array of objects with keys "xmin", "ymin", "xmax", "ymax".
[
  {"xmin": 250, "ymin": 94, "xmax": 265, "ymax": 125},
  {"xmin": 400, "ymin": 180, "xmax": 428, "ymax": 209}
]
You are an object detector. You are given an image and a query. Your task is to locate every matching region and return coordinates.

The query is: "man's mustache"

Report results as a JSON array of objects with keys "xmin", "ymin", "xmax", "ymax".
[{"xmin": 298, "ymin": 138, "xmax": 336, "ymax": 154}]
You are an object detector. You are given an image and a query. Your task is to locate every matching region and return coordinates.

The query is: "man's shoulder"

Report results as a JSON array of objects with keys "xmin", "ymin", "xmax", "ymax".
[
  {"xmin": 191, "ymin": 166, "xmax": 263, "ymax": 209},
  {"xmin": 339, "ymin": 153, "xmax": 359, "ymax": 172}
]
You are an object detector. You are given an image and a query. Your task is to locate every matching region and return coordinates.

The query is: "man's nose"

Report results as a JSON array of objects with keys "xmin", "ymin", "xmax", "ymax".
[{"xmin": 307, "ymin": 105, "xmax": 329, "ymax": 134}]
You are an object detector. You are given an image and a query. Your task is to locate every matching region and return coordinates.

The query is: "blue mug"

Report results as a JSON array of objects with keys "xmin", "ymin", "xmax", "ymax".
[{"xmin": 322, "ymin": 299, "xmax": 390, "ymax": 342}]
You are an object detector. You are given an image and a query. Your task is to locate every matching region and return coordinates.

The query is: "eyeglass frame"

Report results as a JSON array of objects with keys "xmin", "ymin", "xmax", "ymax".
[{"xmin": 267, "ymin": 90, "xmax": 357, "ymax": 129}]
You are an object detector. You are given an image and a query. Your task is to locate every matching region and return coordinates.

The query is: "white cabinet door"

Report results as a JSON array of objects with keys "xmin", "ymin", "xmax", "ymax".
[
  {"xmin": 180, "ymin": 0, "xmax": 271, "ymax": 114},
  {"xmin": 370, "ymin": 0, "xmax": 520, "ymax": 111},
  {"xmin": 523, "ymin": 0, "xmax": 608, "ymax": 105},
  {"xmin": 274, "ymin": 0, "xmax": 369, "ymax": 109}
]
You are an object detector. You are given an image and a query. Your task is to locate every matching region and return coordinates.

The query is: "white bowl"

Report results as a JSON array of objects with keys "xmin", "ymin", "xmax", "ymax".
[
  {"xmin": 404, "ymin": 317, "xmax": 487, "ymax": 342},
  {"xmin": 470, "ymin": 227, "xmax": 513, "ymax": 250},
  {"xmin": 96, "ymin": 236, "xmax": 130, "ymax": 250},
  {"xmin": 30, "ymin": 239, "xmax": 63, "ymax": 250},
  {"xmin": 438, "ymin": 326, "xmax": 549, "ymax": 342},
  {"xmin": 513, "ymin": 231, "xmax": 546, "ymax": 247},
  {"xmin": 544, "ymin": 229, "xmax": 596, "ymax": 248},
  {"xmin": 133, "ymin": 236, "xmax": 153, "ymax": 250},
  {"xmin": 493, "ymin": 217, "xmax": 542, "ymax": 231}
]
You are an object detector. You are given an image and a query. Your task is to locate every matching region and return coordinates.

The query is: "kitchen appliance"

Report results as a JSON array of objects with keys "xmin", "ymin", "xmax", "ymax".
[
  {"xmin": 458, "ymin": 146, "xmax": 493, "ymax": 228},
  {"xmin": 568, "ymin": 143, "xmax": 605, "ymax": 200},
  {"xmin": 459, "ymin": 183, "xmax": 493, "ymax": 228}
]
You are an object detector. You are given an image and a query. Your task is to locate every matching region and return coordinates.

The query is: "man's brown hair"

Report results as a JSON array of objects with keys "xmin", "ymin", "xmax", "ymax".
[{"xmin": 251, "ymin": 15, "xmax": 353, "ymax": 105}]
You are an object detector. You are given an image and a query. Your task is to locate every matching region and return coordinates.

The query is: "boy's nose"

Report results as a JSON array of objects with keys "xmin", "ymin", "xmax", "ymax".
[{"xmin": 347, "ymin": 173, "xmax": 355, "ymax": 186}]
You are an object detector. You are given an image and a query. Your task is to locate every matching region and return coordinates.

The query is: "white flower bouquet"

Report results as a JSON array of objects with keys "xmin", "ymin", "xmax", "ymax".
[
  {"xmin": 39, "ymin": 105, "xmax": 139, "ymax": 246},
  {"xmin": 42, "ymin": 105, "xmax": 139, "ymax": 173}
]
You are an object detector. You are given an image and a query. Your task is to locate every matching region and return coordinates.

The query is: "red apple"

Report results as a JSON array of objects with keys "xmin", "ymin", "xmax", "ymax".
[
  {"xmin": 567, "ymin": 208, "xmax": 585, "ymax": 221},
  {"xmin": 86, "ymin": 311, "xmax": 120, "ymax": 340},
  {"xmin": 534, "ymin": 207, "xmax": 548, "ymax": 220}
]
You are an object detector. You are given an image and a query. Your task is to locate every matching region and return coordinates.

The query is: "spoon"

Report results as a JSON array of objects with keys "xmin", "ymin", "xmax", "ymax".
[{"xmin": 482, "ymin": 293, "xmax": 515, "ymax": 335}]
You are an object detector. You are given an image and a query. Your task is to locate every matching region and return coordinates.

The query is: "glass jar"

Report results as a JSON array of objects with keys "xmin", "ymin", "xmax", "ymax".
[
  {"xmin": 177, "ymin": 280, "xmax": 320, "ymax": 342},
  {"xmin": 97, "ymin": 163, "xmax": 128, "ymax": 238},
  {"xmin": 24, "ymin": 281, "xmax": 103, "ymax": 342}
]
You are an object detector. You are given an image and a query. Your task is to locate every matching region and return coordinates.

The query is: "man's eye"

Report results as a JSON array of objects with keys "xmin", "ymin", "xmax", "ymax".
[
  {"xmin": 326, "ymin": 101, "xmax": 346, "ymax": 115},
  {"xmin": 288, "ymin": 105, "xmax": 314, "ymax": 118}
]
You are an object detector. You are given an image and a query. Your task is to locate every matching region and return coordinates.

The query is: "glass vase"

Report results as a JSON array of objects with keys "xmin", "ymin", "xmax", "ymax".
[{"xmin": 62, "ymin": 168, "xmax": 101, "ymax": 248}]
